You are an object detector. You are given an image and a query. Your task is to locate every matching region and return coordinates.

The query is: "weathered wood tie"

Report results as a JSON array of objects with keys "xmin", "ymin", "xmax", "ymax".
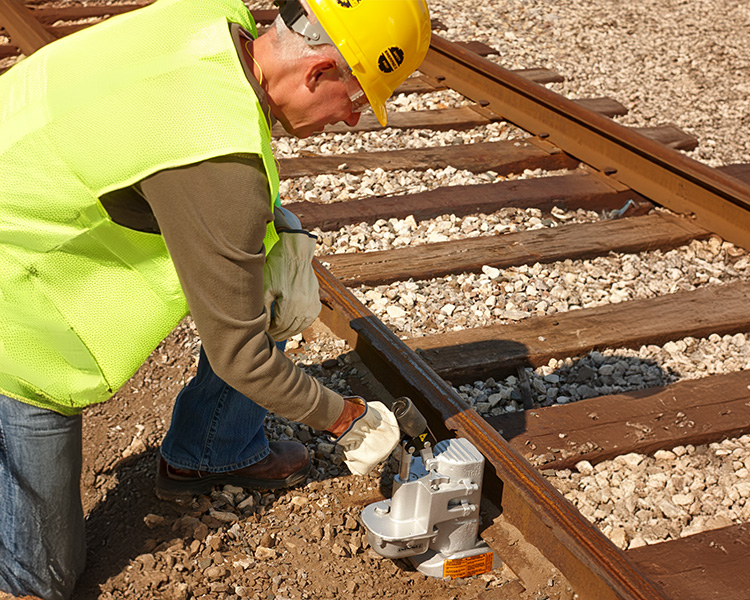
[
  {"xmin": 490, "ymin": 370, "xmax": 750, "ymax": 470},
  {"xmin": 407, "ymin": 281, "xmax": 750, "ymax": 384},
  {"xmin": 324, "ymin": 211, "xmax": 709, "ymax": 286}
]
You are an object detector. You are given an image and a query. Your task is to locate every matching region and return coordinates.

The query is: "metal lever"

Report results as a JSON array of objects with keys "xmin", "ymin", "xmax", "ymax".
[{"xmin": 391, "ymin": 397, "xmax": 435, "ymax": 481}]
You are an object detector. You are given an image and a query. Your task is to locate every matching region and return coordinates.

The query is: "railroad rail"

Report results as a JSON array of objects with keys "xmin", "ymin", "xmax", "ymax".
[{"xmin": 3, "ymin": 2, "xmax": 750, "ymax": 599}]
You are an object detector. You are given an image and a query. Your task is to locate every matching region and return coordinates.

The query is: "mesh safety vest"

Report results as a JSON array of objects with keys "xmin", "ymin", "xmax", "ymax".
[{"xmin": 0, "ymin": 0, "xmax": 280, "ymax": 414}]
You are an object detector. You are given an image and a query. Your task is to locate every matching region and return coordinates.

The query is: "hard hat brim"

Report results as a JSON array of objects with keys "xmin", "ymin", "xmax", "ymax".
[{"xmin": 371, "ymin": 99, "xmax": 387, "ymax": 127}]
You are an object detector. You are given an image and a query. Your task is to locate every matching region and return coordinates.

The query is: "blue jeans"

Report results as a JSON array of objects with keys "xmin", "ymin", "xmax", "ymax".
[
  {"xmin": 0, "ymin": 343, "xmax": 282, "ymax": 599},
  {"xmin": 0, "ymin": 394, "xmax": 86, "ymax": 600},
  {"xmin": 160, "ymin": 342, "xmax": 285, "ymax": 471}
]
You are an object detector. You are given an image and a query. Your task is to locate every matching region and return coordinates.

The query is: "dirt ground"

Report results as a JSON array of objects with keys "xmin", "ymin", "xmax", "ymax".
[{"xmin": 6, "ymin": 318, "xmax": 574, "ymax": 600}]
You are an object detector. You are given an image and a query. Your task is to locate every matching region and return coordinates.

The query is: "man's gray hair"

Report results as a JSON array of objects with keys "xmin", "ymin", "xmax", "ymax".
[{"xmin": 271, "ymin": 15, "xmax": 347, "ymax": 70}]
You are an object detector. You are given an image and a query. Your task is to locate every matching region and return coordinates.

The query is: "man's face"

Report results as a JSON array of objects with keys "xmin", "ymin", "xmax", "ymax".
[{"xmin": 278, "ymin": 61, "xmax": 363, "ymax": 138}]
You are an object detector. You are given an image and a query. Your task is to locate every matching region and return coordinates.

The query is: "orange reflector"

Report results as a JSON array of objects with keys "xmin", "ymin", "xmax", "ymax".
[{"xmin": 442, "ymin": 551, "xmax": 494, "ymax": 579}]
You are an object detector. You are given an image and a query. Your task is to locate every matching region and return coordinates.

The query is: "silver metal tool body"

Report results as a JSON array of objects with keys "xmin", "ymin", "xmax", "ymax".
[{"xmin": 361, "ymin": 405, "xmax": 499, "ymax": 578}]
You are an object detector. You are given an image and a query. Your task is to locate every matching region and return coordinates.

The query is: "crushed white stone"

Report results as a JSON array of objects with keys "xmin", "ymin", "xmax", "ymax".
[
  {"xmin": 347, "ymin": 236, "xmax": 750, "ymax": 339},
  {"xmin": 549, "ymin": 435, "xmax": 750, "ymax": 550}
]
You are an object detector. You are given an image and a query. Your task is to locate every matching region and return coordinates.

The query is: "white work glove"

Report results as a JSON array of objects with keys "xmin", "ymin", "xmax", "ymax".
[
  {"xmin": 263, "ymin": 208, "xmax": 321, "ymax": 341},
  {"xmin": 334, "ymin": 397, "xmax": 401, "ymax": 476}
]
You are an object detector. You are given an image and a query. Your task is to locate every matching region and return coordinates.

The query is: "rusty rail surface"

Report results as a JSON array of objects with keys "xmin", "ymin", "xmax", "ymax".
[
  {"xmin": 419, "ymin": 35, "xmax": 750, "ymax": 251},
  {"xmin": 0, "ymin": 0, "xmax": 54, "ymax": 53}
]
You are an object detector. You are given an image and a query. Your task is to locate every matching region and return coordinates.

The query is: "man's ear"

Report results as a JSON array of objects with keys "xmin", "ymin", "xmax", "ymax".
[{"xmin": 304, "ymin": 57, "xmax": 338, "ymax": 92}]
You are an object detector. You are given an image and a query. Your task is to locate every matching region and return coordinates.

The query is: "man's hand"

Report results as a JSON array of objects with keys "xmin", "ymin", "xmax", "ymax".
[
  {"xmin": 263, "ymin": 209, "xmax": 320, "ymax": 341},
  {"xmin": 331, "ymin": 397, "xmax": 400, "ymax": 475}
]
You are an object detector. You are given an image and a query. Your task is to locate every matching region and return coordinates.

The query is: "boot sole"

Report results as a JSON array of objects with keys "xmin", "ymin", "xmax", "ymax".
[{"xmin": 155, "ymin": 459, "xmax": 311, "ymax": 504}]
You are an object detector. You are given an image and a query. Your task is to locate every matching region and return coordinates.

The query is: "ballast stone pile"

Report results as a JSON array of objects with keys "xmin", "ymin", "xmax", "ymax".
[
  {"xmin": 551, "ymin": 436, "xmax": 750, "ymax": 551},
  {"xmin": 316, "ymin": 205, "xmax": 601, "ymax": 254},
  {"xmin": 427, "ymin": 0, "xmax": 750, "ymax": 168},
  {"xmin": 456, "ymin": 333, "xmax": 750, "ymax": 416},
  {"xmin": 274, "ymin": 121, "xmax": 526, "ymax": 158},
  {"xmin": 347, "ymin": 235, "xmax": 750, "ymax": 341}
]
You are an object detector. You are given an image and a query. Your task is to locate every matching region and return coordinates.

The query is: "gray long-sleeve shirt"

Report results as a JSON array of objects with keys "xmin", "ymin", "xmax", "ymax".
[{"xmin": 99, "ymin": 24, "xmax": 345, "ymax": 431}]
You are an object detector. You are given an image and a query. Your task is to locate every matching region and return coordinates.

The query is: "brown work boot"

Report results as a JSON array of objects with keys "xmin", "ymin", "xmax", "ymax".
[{"xmin": 155, "ymin": 441, "xmax": 311, "ymax": 503}]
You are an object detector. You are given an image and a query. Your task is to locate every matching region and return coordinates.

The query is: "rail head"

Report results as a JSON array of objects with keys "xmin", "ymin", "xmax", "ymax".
[
  {"xmin": 421, "ymin": 32, "xmax": 750, "ymax": 250},
  {"xmin": 0, "ymin": 0, "xmax": 56, "ymax": 55}
]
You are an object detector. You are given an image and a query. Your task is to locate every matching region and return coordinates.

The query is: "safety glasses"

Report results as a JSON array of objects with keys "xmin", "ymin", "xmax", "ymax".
[{"xmin": 338, "ymin": 65, "xmax": 370, "ymax": 113}]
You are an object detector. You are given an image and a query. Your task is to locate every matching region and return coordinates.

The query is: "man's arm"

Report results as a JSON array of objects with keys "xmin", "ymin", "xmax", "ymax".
[{"xmin": 139, "ymin": 154, "xmax": 345, "ymax": 431}]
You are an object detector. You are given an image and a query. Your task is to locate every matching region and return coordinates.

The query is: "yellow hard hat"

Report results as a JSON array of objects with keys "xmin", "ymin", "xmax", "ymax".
[{"xmin": 276, "ymin": 0, "xmax": 431, "ymax": 126}]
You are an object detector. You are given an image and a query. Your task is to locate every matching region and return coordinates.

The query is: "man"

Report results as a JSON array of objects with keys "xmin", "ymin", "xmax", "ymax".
[{"xmin": 0, "ymin": 0, "xmax": 431, "ymax": 598}]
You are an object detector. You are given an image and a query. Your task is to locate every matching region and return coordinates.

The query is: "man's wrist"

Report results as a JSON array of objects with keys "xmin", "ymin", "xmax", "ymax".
[{"xmin": 327, "ymin": 397, "xmax": 366, "ymax": 438}]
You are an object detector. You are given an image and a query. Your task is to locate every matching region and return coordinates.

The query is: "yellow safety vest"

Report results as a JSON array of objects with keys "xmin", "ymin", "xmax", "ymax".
[{"xmin": 0, "ymin": 0, "xmax": 280, "ymax": 414}]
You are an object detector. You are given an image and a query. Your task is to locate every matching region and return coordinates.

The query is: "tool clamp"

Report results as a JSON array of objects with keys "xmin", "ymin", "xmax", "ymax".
[{"xmin": 360, "ymin": 397, "xmax": 500, "ymax": 578}]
